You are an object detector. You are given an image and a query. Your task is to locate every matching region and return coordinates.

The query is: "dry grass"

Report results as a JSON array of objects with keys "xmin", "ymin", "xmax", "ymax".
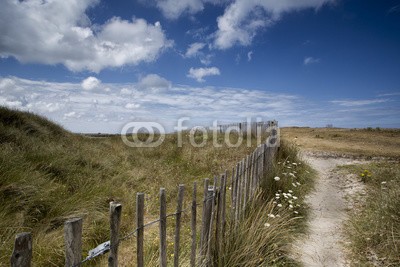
[
  {"xmin": 339, "ymin": 162, "xmax": 400, "ymax": 266},
  {"xmin": 281, "ymin": 127, "xmax": 400, "ymax": 158},
  {"xmin": 0, "ymin": 106, "xmax": 263, "ymax": 266}
]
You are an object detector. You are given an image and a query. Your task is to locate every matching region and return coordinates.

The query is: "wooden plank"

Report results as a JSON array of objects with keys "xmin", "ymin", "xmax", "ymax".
[
  {"xmin": 136, "ymin": 193, "xmax": 145, "ymax": 267},
  {"xmin": 159, "ymin": 188, "xmax": 167, "ymax": 267},
  {"xmin": 10, "ymin": 232, "xmax": 32, "ymax": 267},
  {"xmin": 243, "ymin": 155, "xmax": 249, "ymax": 210},
  {"xmin": 64, "ymin": 218, "xmax": 82, "ymax": 267},
  {"xmin": 174, "ymin": 185, "xmax": 185, "ymax": 267},
  {"xmin": 190, "ymin": 182, "xmax": 197, "ymax": 267},
  {"xmin": 200, "ymin": 178, "xmax": 210, "ymax": 253},
  {"xmin": 248, "ymin": 152, "xmax": 254, "ymax": 199},
  {"xmin": 220, "ymin": 172, "xmax": 227, "ymax": 258},
  {"xmin": 206, "ymin": 178, "xmax": 217, "ymax": 266},
  {"xmin": 109, "ymin": 202, "xmax": 122, "ymax": 267}
]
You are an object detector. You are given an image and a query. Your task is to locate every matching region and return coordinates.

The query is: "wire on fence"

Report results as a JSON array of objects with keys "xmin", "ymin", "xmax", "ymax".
[{"xmin": 72, "ymin": 193, "xmax": 216, "ymax": 266}]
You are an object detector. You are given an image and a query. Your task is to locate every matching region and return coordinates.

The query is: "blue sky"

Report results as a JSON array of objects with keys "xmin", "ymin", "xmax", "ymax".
[{"xmin": 1, "ymin": 0, "xmax": 399, "ymax": 133}]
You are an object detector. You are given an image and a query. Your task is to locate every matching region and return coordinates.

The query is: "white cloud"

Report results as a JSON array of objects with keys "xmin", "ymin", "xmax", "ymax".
[
  {"xmin": 120, "ymin": 88, "xmax": 132, "ymax": 95},
  {"xmin": 187, "ymin": 67, "xmax": 221, "ymax": 82},
  {"xmin": 304, "ymin": 57, "xmax": 320, "ymax": 65},
  {"xmin": 125, "ymin": 103, "xmax": 141, "ymax": 109},
  {"xmin": 213, "ymin": 0, "xmax": 334, "ymax": 49},
  {"xmin": 200, "ymin": 54, "xmax": 213, "ymax": 65},
  {"xmin": 0, "ymin": 1, "xmax": 172, "ymax": 72},
  {"xmin": 247, "ymin": 51, "xmax": 253, "ymax": 61},
  {"xmin": 81, "ymin": 77, "xmax": 101, "ymax": 90},
  {"xmin": 138, "ymin": 74, "xmax": 171, "ymax": 89},
  {"xmin": 185, "ymin": 42, "xmax": 206, "ymax": 58},
  {"xmin": 331, "ymin": 99, "xmax": 389, "ymax": 107},
  {"xmin": 157, "ymin": 0, "xmax": 204, "ymax": 19},
  {"xmin": 2, "ymin": 76, "xmax": 399, "ymax": 132}
]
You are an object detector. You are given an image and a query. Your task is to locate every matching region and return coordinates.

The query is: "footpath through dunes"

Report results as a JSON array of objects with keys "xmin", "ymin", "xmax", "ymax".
[{"xmin": 291, "ymin": 151, "xmax": 367, "ymax": 267}]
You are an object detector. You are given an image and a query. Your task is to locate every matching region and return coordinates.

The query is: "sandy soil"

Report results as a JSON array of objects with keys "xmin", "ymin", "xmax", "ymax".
[{"xmin": 291, "ymin": 151, "xmax": 366, "ymax": 267}]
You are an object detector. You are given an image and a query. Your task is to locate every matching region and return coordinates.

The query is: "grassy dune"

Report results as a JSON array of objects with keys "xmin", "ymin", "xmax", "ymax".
[
  {"xmin": 281, "ymin": 127, "xmax": 400, "ymax": 158},
  {"xmin": 0, "ymin": 107, "xmax": 262, "ymax": 266},
  {"xmin": 0, "ymin": 107, "xmax": 318, "ymax": 266}
]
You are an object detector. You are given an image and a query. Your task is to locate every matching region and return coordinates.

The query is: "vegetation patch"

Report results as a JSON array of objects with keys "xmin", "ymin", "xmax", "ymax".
[{"xmin": 339, "ymin": 162, "xmax": 400, "ymax": 266}]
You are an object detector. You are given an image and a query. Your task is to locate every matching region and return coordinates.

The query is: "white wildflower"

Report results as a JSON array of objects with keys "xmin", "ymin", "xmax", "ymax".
[
  {"xmin": 293, "ymin": 196, "xmax": 298, "ymax": 200},
  {"xmin": 274, "ymin": 176, "xmax": 280, "ymax": 181},
  {"xmin": 288, "ymin": 190, "xmax": 293, "ymax": 193},
  {"xmin": 277, "ymin": 204, "xmax": 282, "ymax": 208},
  {"xmin": 294, "ymin": 211, "xmax": 299, "ymax": 214},
  {"xmin": 268, "ymin": 214, "xmax": 275, "ymax": 218},
  {"xmin": 264, "ymin": 223, "xmax": 271, "ymax": 227},
  {"xmin": 381, "ymin": 181, "xmax": 387, "ymax": 185},
  {"xmin": 289, "ymin": 204, "xmax": 293, "ymax": 209}
]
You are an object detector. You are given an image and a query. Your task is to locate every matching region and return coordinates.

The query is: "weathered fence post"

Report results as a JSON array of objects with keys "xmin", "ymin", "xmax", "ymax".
[
  {"xmin": 243, "ymin": 155, "xmax": 249, "ymax": 210},
  {"xmin": 10, "ymin": 232, "xmax": 32, "ymax": 267},
  {"xmin": 136, "ymin": 193, "xmax": 145, "ymax": 267},
  {"xmin": 206, "ymin": 178, "xmax": 217, "ymax": 266},
  {"xmin": 159, "ymin": 188, "xmax": 167, "ymax": 267},
  {"xmin": 64, "ymin": 218, "xmax": 82, "ymax": 267},
  {"xmin": 174, "ymin": 185, "xmax": 185, "ymax": 267},
  {"xmin": 190, "ymin": 182, "xmax": 197, "ymax": 267},
  {"xmin": 200, "ymin": 178, "xmax": 210, "ymax": 253},
  {"xmin": 218, "ymin": 172, "xmax": 227, "ymax": 261},
  {"xmin": 109, "ymin": 202, "xmax": 122, "ymax": 267}
]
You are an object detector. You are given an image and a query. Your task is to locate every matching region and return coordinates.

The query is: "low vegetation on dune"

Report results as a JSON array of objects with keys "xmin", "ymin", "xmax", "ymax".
[
  {"xmin": 0, "ymin": 106, "xmax": 317, "ymax": 266},
  {"xmin": 281, "ymin": 127, "xmax": 400, "ymax": 158},
  {"xmin": 0, "ymin": 107, "xmax": 259, "ymax": 266},
  {"xmin": 339, "ymin": 162, "xmax": 400, "ymax": 266}
]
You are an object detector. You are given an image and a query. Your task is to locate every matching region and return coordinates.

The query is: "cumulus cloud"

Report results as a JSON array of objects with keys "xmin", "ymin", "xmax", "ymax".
[
  {"xmin": 304, "ymin": 57, "xmax": 320, "ymax": 65},
  {"xmin": 185, "ymin": 42, "xmax": 206, "ymax": 58},
  {"xmin": 187, "ymin": 67, "xmax": 220, "ymax": 82},
  {"xmin": 81, "ymin": 77, "xmax": 101, "ymax": 90},
  {"xmin": 213, "ymin": 0, "xmax": 334, "ymax": 49},
  {"xmin": 138, "ymin": 74, "xmax": 171, "ymax": 89},
  {"xmin": 0, "ymin": 0, "xmax": 172, "ymax": 72},
  {"xmin": 1, "ymin": 76, "xmax": 399, "ymax": 132},
  {"xmin": 156, "ymin": 0, "xmax": 226, "ymax": 19}
]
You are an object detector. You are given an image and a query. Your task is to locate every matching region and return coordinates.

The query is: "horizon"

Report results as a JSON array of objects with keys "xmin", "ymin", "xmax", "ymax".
[{"xmin": 1, "ymin": 0, "xmax": 399, "ymax": 133}]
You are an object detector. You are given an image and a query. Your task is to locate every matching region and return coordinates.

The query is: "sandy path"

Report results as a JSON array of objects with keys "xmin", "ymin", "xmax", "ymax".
[{"xmin": 291, "ymin": 152, "xmax": 365, "ymax": 267}]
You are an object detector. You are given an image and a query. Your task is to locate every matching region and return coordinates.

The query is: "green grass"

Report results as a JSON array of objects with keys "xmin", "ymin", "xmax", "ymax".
[
  {"xmin": 339, "ymin": 162, "xmax": 400, "ymax": 266},
  {"xmin": 0, "ymin": 106, "xmax": 316, "ymax": 266},
  {"xmin": 208, "ymin": 140, "xmax": 316, "ymax": 267},
  {"xmin": 0, "ymin": 106, "xmax": 265, "ymax": 266}
]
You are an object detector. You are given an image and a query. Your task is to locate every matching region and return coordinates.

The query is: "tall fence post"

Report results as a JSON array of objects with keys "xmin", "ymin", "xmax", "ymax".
[
  {"xmin": 159, "ymin": 188, "xmax": 167, "ymax": 267},
  {"xmin": 200, "ymin": 178, "xmax": 210, "ymax": 253},
  {"xmin": 174, "ymin": 185, "xmax": 185, "ymax": 267},
  {"xmin": 136, "ymin": 193, "xmax": 145, "ymax": 267},
  {"xmin": 10, "ymin": 232, "xmax": 32, "ymax": 267},
  {"xmin": 190, "ymin": 182, "xmax": 197, "ymax": 267},
  {"xmin": 109, "ymin": 202, "xmax": 122, "ymax": 267},
  {"xmin": 206, "ymin": 177, "xmax": 217, "ymax": 266},
  {"xmin": 64, "ymin": 218, "xmax": 82, "ymax": 267}
]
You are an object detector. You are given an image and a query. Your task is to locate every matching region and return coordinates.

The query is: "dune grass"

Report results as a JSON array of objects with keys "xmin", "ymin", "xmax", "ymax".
[
  {"xmin": 0, "ymin": 106, "xmax": 265, "ymax": 266},
  {"xmin": 339, "ymin": 162, "xmax": 400, "ymax": 266},
  {"xmin": 1, "ymin": 106, "xmax": 316, "ymax": 266},
  {"xmin": 281, "ymin": 127, "xmax": 400, "ymax": 158}
]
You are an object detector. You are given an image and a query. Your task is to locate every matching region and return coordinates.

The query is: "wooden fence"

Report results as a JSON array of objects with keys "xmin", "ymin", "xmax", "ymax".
[
  {"xmin": 216, "ymin": 120, "xmax": 278, "ymax": 137},
  {"xmin": 10, "ymin": 128, "xmax": 279, "ymax": 267}
]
